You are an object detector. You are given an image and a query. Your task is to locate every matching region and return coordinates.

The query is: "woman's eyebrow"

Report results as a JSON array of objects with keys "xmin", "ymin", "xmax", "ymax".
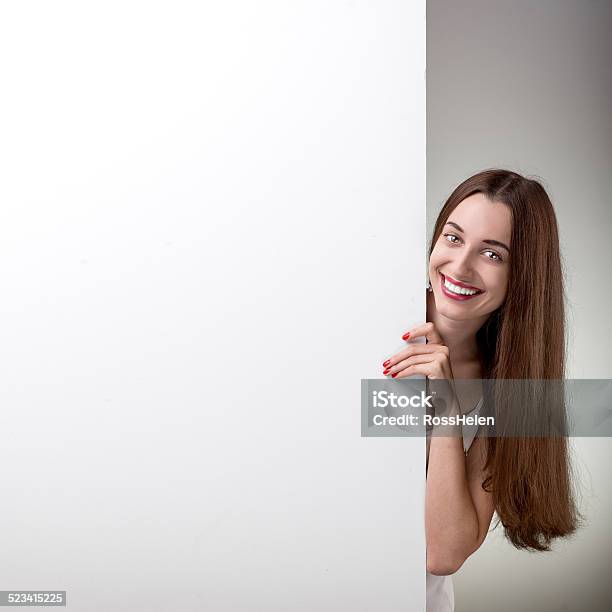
[
  {"xmin": 483, "ymin": 239, "xmax": 510, "ymax": 253},
  {"xmin": 445, "ymin": 221, "xmax": 463, "ymax": 232},
  {"xmin": 445, "ymin": 221, "xmax": 510, "ymax": 253}
]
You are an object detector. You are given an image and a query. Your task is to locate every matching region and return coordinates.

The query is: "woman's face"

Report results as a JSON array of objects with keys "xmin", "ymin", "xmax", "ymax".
[{"xmin": 428, "ymin": 193, "xmax": 512, "ymax": 321}]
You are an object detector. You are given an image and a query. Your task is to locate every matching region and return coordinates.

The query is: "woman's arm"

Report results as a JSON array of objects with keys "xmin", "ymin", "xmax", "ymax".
[
  {"xmin": 426, "ymin": 434, "xmax": 495, "ymax": 575},
  {"xmin": 383, "ymin": 322, "xmax": 495, "ymax": 576}
]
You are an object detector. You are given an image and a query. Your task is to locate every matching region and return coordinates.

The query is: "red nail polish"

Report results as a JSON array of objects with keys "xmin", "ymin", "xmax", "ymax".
[
  {"xmin": 402, "ymin": 332, "xmax": 411, "ymax": 340},
  {"xmin": 383, "ymin": 368, "xmax": 390, "ymax": 376},
  {"xmin": 383, "ymin": 359, "xmax": 391, "ymax": 367},
  {"xmin": 391, "ymin": 372, "xmax": 398, "ymax": 378}
]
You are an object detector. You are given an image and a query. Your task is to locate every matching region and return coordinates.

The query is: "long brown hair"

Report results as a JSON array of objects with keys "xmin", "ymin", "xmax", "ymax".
[{"xmin": 429, "ymin": 168, "xmax": 580, "ymax": 551}]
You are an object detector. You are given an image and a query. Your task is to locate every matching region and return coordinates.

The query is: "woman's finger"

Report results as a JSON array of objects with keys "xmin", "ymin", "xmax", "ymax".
[
  {"xmin": 401, "ymin": 321, "xmax": 443, "ymax": 345},
  {"xmin": 393, "ymin": 362, "xmax": 436, "ymax": 380},
  {"xmin": 386, "ymin": 353, "xmax": 437, "ymax": 377},
  {"xmin": 382, "ymin": 343, "xmax": 443, "ymax": 370}
]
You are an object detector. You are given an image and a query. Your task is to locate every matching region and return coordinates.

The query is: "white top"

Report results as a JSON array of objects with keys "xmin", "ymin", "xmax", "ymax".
[{"xmin": 425, "ymin": 397, "xmax": 484, "ymax": 612}]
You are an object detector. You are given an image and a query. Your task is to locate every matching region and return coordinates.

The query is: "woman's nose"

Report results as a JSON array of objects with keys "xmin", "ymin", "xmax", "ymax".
[{"xmin": 451, "ymin": 250, "xmax": 474, "ymax": 278}]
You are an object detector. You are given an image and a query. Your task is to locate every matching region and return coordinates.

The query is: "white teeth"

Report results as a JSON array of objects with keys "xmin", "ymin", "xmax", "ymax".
[{"xmin": 443, "ymin": 277, "xmax": 479, "ymax": 296}]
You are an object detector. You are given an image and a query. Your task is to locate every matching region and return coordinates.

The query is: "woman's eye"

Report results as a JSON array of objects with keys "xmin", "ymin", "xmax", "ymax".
[
  {"xmin": 484, "ymin": 250, "xmax": 502, "ymax": 261},
  {"xmin": 443, "ymin": 233, "xmax": 460, "ymax": 244}
]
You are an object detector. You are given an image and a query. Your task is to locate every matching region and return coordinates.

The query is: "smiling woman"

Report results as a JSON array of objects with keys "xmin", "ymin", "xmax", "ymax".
[{"xmin": 382, "ymin": 169, "xmax": 580, "ymax": 611}]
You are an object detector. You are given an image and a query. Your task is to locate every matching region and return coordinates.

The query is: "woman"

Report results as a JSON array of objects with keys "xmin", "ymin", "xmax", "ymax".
[{"xmin": 381, "ymin": 169, "xmax": 580, "ymax": 611}]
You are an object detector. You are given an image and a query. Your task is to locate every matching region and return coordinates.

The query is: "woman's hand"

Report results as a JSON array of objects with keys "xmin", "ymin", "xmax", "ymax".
[
  {"xmin": 382, "ymin": 322, "xmax": 459, "ymax": 421},
  {"xmin": 382, "ymin": 322, "xmax": 453, "ymax": 381}
]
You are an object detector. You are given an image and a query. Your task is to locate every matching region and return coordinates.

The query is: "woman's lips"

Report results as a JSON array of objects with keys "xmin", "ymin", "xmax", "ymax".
[{"xmin": 439, "ymin": 273, "xmax": 483, "ymax": 301}]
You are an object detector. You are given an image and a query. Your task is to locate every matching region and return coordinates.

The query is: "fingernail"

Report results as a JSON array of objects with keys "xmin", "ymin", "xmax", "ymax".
[
  {"xmin": 402, "ymin": 332, "xmax": 411, "ymax": 340},
  {"xmin": 383, "ymin": 368, "xmax": 390, "ymax": 376},
  {"xmin": 391, "ymin": 372, "xmax": 398, "ymax": 378},
  {"xmin": 383, "ymin": 359, "xmax": 391, "ymax": 367}
]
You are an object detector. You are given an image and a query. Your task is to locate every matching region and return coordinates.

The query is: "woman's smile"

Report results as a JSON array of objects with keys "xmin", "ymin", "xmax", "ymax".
[{"xmin": 439, "ymin": 272, "xmax": 484, "ymax": 301}]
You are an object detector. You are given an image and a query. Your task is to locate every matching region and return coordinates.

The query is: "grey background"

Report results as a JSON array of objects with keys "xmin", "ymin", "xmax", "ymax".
[{"xmin": 427, "ymin": 1, "xmax": 612, "ymax": 611}]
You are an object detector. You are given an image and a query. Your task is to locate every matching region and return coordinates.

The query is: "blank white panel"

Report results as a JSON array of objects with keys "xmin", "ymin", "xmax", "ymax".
[{"xmin": 0, "ymin": 1, "xmax": 426, "ymax": 610}]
